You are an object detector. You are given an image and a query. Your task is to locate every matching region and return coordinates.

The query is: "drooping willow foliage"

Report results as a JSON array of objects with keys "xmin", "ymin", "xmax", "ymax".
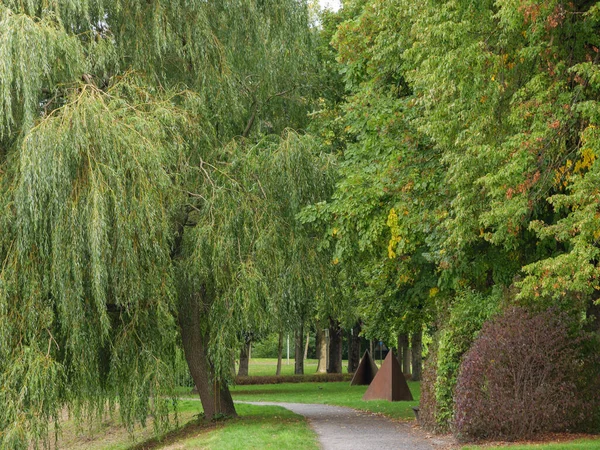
[
  {"xmin": 0, "ymin": 78, "xmax": 189, "ymax": 448},
  {"xmin": 0, "ymin": 1, "xmax": 332, "ymax": 448}
]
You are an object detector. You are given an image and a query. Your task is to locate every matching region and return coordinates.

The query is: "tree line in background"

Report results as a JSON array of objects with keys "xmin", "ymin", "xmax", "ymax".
[{"xmin": 1, "ymin": 0, "xmax": 600, "ymax": 448}]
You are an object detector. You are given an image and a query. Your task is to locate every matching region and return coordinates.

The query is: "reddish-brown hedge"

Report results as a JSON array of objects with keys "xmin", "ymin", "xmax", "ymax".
[{"xmin": 454, "ymin": 307, "xmax": 600, "ymax": 442}]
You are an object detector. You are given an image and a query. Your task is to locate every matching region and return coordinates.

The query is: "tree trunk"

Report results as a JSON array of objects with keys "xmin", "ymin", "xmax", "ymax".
[
  {"xmin": 411, "ymin": 329, "xmax": 423, "ymax": 381},
  {"xmin": 396, "ymin": 333, "xmax": 403, "ymax": 366},
  {"xmin": 398, "ymin": 333, "xmax": 410, "ymax": 375},
  {"xmin": 179, "ymin": 290, "xmax": 237, "ymax": 419},
  {"xmin": 294, "ymin": 324, "xmax": 304, "ymax": 375},
  {"xmin": 237, "ymin": 339, "xmax": 250, "ymax": 377},
  {"xmin": 347, "ymin": 322, "xmax": 361, "ymax": 373},
  {"xmin": 327, "ymin": 318, "xmax": 343, "ymax": 374},
  {"xmin": 316, "ymin": 327, "xmax": 327, "ymax": 373},
  {"xmin": 303, "ymin": 330, "xmax": 310, "ymax": 361},
  {"xmin": 586, "ymin": 297, "xmax": 600, "ymax": 333},
  {"xmin": 276, "ymin": 330, "xmax": 283, "ymax": 376}
]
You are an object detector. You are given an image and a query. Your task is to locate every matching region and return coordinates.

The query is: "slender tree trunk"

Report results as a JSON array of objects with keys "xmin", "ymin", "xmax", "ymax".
[
  {"xmin": 396, "ymin": 333, "xmax": 403, "ymax": 367},
  {"xmin": 586, "ymin": 298, "xmax": 600, "ymax": 333},
  {"xmin": 303, "ymin": 330, "xmax": 310, "ymax": 361},
  {"xmin": 237, "ymin": 339, "xmax": 250, "ymax": 377},
  {"xmin": 179, "ymin": 290, "xmax": 237, "ymax": 419},
  {"xmin": 276, "ymin": 330, "xmax": 283, "ymax": 376},
  {"xmin": 398, "ymin": 333, "xmax": 410, "ymax": 374},
  {"xmin": 347, "ymin": 322, "xmax": 361, "ymax": 373},
  {"xmin": 327, "ymin": 318, "xmax": 343, "ymax": 374},
  {"xmin": 316, "ymin": 327, "xmax": 327, "ymax": 373},
  {"xmin": 411, "ymin": 329, "xmax": 423, "ymax": 381},
  {"xmin": 294, "ymin": 324, "xmax": 304, "ymax": 375}
]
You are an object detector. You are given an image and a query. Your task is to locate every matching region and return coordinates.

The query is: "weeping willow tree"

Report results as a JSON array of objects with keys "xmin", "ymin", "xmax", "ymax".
[
  {"xmin": 0, "ymin": 1, "xmax": 331, "ymax": 448},
  {"xmin": 176, "ymin": 131, "xmax": 335, "ymax": 410}
]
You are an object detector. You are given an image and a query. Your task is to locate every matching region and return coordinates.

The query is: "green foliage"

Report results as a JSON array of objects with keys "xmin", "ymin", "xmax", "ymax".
[
  {"xmin": 432, "ymin": 290, "xmax": 500, "ymax": 431},
  {"xmin": 0, "ymin": 6, "xmax": 85, "ymax": 135},
  {"xmin": 315, "ymin": 2, "xmax": 600, "ymax": 439}
]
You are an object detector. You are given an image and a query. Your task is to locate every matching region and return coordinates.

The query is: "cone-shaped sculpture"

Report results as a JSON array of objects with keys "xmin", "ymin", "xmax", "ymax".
[
  {"xmin": 362, "ymin": 350, "xmax": 413, "ymax": 401},
  {"xmin": 350, "ymin": 350, "xmax": 378, "ymax": 386}
]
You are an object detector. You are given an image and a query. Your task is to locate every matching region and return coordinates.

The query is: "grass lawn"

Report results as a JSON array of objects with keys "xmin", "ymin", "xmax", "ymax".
[
  {"xmin": 230, "ymin": 380, "xmax": 420, "ymax": 420},
  {"xmin": 462, "ymin": 438, "xmax": 600, "ymax": 450},
  {"xmin": 51, "ymin": 399, "xmax": 317, "ymax": 450},
  {"xmin": 164, "ymin": 404, "xmax": 319, "ymax": 450}
]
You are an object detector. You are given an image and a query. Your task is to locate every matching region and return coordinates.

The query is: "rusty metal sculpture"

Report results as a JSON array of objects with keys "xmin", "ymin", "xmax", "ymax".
[
  {"xmin": 362, "ymin": 350, "xmax": 413, "ymax": 401},
  {"xmin": 350, "ymin": 350, "xmax": 378, "ymax": 386}
]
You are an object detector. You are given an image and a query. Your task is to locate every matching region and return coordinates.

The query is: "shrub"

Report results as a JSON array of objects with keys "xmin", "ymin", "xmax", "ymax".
[
  {"xmin": 454, "ymin": 307, "xmax": 600, "ymax": 442},
  {"xmin": 422, "ymin": 290, "xmax": 499, "ymax": 432},
  {"xmin": 251, "ymin": 333, "xmax": 281, "ymax": 358}
]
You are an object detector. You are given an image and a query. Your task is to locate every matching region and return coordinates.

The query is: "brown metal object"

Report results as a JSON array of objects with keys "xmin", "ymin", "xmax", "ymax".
[
  {"xmin": 350, "ymin": 350, "xmax": 378, "ymax": 386},
  {"xmin": 362, "ymin": 350, "xmax": 414, "ymax": 401}
]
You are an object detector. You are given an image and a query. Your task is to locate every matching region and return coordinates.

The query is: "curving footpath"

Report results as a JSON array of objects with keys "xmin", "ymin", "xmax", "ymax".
[{"xmin": 240, "ymin": 401, "xmax": 454, "ymax": 450}]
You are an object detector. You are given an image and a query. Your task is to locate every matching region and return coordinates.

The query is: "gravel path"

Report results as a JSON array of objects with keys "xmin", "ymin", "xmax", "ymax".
[{"xmin": 241, "ymin": 401, "xmax": 454, "ymax": 450}]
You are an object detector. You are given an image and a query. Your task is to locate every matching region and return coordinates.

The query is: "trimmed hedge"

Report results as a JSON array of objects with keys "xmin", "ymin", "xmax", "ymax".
[{"xmin": 234, "ymin": 373, "xmax": 353, "ymax": 385}]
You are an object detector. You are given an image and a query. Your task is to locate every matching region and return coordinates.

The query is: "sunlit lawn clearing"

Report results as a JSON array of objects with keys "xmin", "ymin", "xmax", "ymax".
[{"xmin": 239, "ymin": 358, "xmax": 351, "ymax": 376}]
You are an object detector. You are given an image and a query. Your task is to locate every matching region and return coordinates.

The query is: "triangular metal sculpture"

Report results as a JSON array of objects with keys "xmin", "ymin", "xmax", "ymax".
[
  {"xmin": 362, "ymin": 350, "xmax": 414, "ymax": 401},
  {"xmin": 350, "ymin": 350, "xmax": 378, "ymax": 386}
]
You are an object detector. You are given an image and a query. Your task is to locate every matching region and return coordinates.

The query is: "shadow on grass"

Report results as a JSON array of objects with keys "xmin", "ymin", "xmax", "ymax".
[{"xmin": 127, "ymin": 416, "xmax": 226, "ymax": 450}]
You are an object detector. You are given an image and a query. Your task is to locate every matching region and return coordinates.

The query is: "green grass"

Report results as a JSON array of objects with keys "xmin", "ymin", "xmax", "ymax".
[
  {"xmin": 169, "ymin": 404, "xmax": 319, "ymax": 449},
  {"xmin": 230, "ymin": 380, "xmax": 420, "ymax": 420},
  {"xmin": 462, "ymin": 438, "xmax": 600, "ymax": 449}
]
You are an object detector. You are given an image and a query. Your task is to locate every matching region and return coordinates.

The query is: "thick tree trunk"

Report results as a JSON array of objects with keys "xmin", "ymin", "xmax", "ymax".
[
  {"xmin": 179, "ymin": 290, "xmax": 237, "ymax": 419},
  {"xmin": 327, "ymin": 318, "xmax": 343, "ymax": 374},
  {"xmin": 398, "ymin": 333, "xmax": 410, "ymax": 375},
  {"xmin": 294, "ymin": 324, "xmax": 304, "ymax": 375},
  {"xmin": 237, "ymin": 339, "xmax": 250, "ymax": 377},
  {"xmin": 276, "ymin": 330, "xmax": 283, "ymax": 376},
  {"xmin": 316, "ymin": 327, "xmax": 327, "ymax": 373},
  {"xmin": 347, "ymin": 322, "xmax": 361, "ymax": 373},
  {"xmin": 411, "ymin": 329, "xmax": 423, "ymax": 381}
]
